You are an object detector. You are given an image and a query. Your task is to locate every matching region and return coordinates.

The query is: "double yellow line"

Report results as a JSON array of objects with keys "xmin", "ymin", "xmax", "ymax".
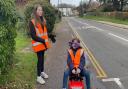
[{"xmin": 68, "ymin": 21, "xmax": 107, "ymax": 78}]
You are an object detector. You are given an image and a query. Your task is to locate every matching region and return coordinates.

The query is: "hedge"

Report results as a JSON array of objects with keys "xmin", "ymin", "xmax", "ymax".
[
  {"xmin": 86, "ymin": 11, "xmax": 128, "ymax": 20},
  {"xmin": 0, "ymin": 0, "xmax": 18, "ymax": 74}
]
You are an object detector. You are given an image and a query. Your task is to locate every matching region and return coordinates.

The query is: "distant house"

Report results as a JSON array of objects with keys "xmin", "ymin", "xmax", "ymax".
[
  {"xmin": 72, "ymin": 9, "xmax": 79, "ymax": 16},
  {"xmin": 57, "ymin": 3, "xmax": 75, "ymax": 16}
]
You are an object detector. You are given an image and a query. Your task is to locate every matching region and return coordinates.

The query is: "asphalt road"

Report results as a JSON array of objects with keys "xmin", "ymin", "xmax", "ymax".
[{"xmin": 67, "ymin": 17, "xmax": 128, "ymax": 89}]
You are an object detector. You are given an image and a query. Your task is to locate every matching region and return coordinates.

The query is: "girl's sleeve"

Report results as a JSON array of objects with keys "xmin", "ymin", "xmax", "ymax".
[{"xmin": 79, "ymin": 52, "xmax": 86, "ymax": 70}]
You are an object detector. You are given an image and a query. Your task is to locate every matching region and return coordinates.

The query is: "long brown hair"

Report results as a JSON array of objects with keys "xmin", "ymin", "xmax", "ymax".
[{"xmin": 31, "ymin": 4, "xmax": 45, "ymax": 28}]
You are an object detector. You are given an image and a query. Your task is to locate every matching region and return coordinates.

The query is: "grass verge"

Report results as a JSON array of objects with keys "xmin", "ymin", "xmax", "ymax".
[
  {"xmin": 0, "ymin": 32, "xmax": 37, "ymax": 89},
  {"xmin": 82, "ymin": 15, "xmax": 128, "ymax": 25}
]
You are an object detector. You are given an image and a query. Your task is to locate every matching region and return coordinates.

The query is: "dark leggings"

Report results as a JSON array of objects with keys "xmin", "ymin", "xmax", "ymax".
[{"xmin": 37, "ymin": 51, "xmax": 45, "ymax": 76}]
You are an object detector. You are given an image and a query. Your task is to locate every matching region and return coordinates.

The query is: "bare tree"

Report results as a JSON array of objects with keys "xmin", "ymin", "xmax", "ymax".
[{"xmin": 98, "ymin": 0, "xmax": 127, "ymax": 11}]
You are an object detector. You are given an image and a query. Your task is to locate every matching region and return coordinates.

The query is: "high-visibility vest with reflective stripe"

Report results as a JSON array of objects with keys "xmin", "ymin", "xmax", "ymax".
[
  {"xmin": 31, "ymin": 19, "xmax": 50, "ymax": 52},
  {"xmin": 68, "ymin": 49, "xmax": 84, "ymax": 68}
]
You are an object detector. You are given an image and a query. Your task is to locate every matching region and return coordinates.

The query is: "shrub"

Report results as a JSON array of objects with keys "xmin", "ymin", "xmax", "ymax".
[
  {"xmin": 101, "ymin": 4, "xmax": 114, "ymax": 12},
  {"xmin": 0, "ymin": 0, "xmax": 18, "ymax": 74}
]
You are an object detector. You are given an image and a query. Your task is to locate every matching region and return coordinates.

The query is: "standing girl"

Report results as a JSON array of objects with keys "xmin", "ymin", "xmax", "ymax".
[{"xmin": 29, "ymin": 4, "xmax": 50, "ymax": 84}]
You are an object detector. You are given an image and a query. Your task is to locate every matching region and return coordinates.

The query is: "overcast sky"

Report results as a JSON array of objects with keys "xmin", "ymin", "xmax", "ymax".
[{"xmin": 50, "ymin": 0, "xmax": 86, "ymax": 6}]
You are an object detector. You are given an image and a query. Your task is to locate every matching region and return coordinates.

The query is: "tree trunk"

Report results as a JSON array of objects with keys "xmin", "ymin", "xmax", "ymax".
[
  {"xmin": 120, "ymin": 0, "xmax": 124, "ymax": 11},
  {"xmin": 112, "ymin": 0, "xmax": 120, "ymax": 11},
  {"xmin": 48, "ymin": 0, "xmax": 50, "ymax": 3}
]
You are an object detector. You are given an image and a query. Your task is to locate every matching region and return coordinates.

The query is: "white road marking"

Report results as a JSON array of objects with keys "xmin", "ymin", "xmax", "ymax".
[
  {"xmin": 92, "ymin": 26, "xmax": 104, "ymax": 31},
  {"xmin": 73, "ymin": 18, "xmax": 128, "ymax": 43},
  {"xmin": 72, "ymin": 19, "xmax": 104, "ymax": 32},
  {"xmin": 82, "ymin": 26, "xmax": 86, "ymax": 29},
  {"xmin": 102, "ymin": 78, "xmax": 115, "ymax": 82},
  {"xmin": 108, "ymin": 33, "xmax": 128, "ymax": 42},
  {"xmin": 102, "ymin": 78, "xmax": 125, "ymax": 89},
  {"xmin": 86, "ymin": 26, "xmax": 95, "ymax": 29},
  {"xmin": 71, "ymin": 34, "xmax": 74, "ymax": 38},
  {"xmin": 114, "ymin": 78, "xmax": 125, "ymax": 89}
]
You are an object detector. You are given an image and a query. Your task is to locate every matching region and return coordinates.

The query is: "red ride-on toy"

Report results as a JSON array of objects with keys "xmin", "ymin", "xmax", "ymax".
[{"xmin": 68, "ymin": 73, "xmax": 84, "ymax": 89}]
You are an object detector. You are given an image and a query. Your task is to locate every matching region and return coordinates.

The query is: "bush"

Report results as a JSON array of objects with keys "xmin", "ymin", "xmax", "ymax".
[
  {"xmin": 54, "ymin": 9, "xmax": 62, "ymax": 22},
  {"xmin": 123, "ymin": 6, "xmax": 128, "ymax": 12},
  {"xmin": 101, "ymin": 4, "xmax": 114, "ymax": 12},
  {"xmin": 0, "ymin": 0, "xmax": 18, "ymax": 74},
  {"xmin": 24, "ymin": 0, "xmax": 57, "ymax": 35}
]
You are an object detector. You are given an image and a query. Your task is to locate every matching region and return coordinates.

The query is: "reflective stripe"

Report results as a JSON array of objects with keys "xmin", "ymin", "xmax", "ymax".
[
  {"xmin": 45, "ymin": 39, "xmax": 48, "ymax": 42},
  {"xmin": 32, "ymin": 39, "xmax": 49, "ymax": 46},
  {"xmin": 32, "ymin": 42, "xmax": 42, "ymax": 46},
  {"xmin": 35, "ymin": 27, "xmax": 48, "ymax": 37},
  {"xmin": 38, "ymin": 32, "xmax": 48, "ymax": 37}
]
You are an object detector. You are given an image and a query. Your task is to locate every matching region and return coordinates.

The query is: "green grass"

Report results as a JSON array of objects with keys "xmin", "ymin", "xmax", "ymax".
[
  {"xmin": 1, "ymin": 32, "xmax": 37, "ymax": 89},
  {"xmin": 82, "ymin": 15, "xmax": 128, "ymax": 25}
]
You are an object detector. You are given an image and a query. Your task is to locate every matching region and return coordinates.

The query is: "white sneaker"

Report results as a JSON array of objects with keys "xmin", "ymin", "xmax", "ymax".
[
  {"xmin": 37, "ymin": 76, "xmax": 45, "ymax": 84},
  {"xmin": 41, "ymin": 72, "xmax": 48, "ymax": 79}
]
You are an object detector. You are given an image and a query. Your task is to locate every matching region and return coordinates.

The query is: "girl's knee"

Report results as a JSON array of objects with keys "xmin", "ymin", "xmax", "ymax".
[
  {"xmin": 82, "ymin": 69, "xmax": 90, "ymax": 77},
  {"xmin": 64, "ymin": 70, "xmax": 69, "ymax": 77}
]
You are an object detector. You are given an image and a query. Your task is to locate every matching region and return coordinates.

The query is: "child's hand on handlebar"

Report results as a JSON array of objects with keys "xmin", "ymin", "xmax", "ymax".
[
  {"xmin": 72, "ymin": 68, "xmax": 81, "ymax": 74},
  {"xmin": 76, "ymin": 68, "xmax": 81, "ymax": 74},
  {"xmin": 72, "ymin": 69, "xmax": 76, "ymax": 74}
]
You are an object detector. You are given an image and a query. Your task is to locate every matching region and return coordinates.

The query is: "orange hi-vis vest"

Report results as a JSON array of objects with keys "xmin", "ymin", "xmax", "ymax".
[
  {"xmin": 68, "ymin": 49, "xmax": 84, "ymax": 68},
  {"xmin": 31, "ymin": 19, "xmax": 50, "ymax": 52}
]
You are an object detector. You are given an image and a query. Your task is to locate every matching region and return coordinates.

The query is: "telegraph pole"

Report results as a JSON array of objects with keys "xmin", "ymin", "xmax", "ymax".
[
  {"xmin": 48, "ymin": 0, "xmax": 50, "ymax": 4},
  {"xmin": 81, "ymin": 0, "xmax": 83, "ymax": 16},
  {"xmin": 58, "ymin": 0, "xmax": 60, "ymax": 9},
  {"xmin": 60, "ymin": 0, "xmax": 63, "ymax": 17}
]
